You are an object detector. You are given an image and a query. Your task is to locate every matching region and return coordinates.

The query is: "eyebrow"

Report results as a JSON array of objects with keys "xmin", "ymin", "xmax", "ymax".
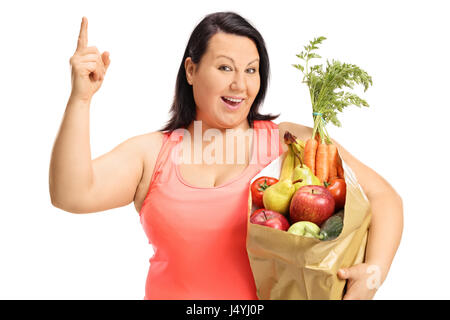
[{"xmin": 216, "ymin": 55, "xmax": 259, "ymax": 66}]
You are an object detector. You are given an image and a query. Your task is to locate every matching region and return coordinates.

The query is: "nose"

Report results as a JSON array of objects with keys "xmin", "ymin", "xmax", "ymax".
[{"xmin": 230, "ymin": 71, "xmax": 246, "ymax": 92}]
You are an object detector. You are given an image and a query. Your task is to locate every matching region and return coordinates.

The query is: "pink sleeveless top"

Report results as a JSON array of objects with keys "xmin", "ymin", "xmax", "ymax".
[{"xmin": 139, "ymin": 120, "xmax": 283, "ymax": 300}]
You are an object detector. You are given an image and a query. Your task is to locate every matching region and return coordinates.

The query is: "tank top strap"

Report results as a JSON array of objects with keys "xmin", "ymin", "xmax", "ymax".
[
  {"xmin": 153, "ymin": 129, "xmax": 186, "ymax": 180},
  {"xmin": 140, "ymin": 129, "xmax": 184, "ymax": 214},
  {"xmin": 145, "ymin": 122, "xmax": 282, "ymax": 200},
  {"xmin": 252, "ymin": 120, "xmax": 284, "ymax": 169}
]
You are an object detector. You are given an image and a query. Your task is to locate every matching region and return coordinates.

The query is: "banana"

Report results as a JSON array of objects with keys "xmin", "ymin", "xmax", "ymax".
[{"xmin": 283, "ymin": 131, "xmax": 306, "ymax": 165}]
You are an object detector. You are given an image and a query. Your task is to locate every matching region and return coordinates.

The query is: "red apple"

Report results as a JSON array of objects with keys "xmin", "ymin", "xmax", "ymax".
[
  {"xmin": 289, "ymin": 185, "xmax": 335, "ymax": 226},
  {"xmin": 250, "ymin": 209, "xmax": 290, "ymax": 231}
]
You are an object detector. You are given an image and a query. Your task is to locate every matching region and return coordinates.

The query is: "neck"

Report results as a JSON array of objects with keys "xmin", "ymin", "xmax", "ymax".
[{"xmin": 182, "ymin": 119, "xmax": 253, "ymax": 166}]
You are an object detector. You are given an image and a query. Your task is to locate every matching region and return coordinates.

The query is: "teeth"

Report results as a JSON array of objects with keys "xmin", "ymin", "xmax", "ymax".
[{"xmin": 223, "ymin": 97, "xmax": 243, "ymax": 103}]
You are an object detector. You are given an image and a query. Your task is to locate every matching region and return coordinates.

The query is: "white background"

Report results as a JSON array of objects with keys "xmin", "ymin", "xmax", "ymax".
[{"xmin": 1, "ymin": 0, "xmax": 449, "ymax": 299}]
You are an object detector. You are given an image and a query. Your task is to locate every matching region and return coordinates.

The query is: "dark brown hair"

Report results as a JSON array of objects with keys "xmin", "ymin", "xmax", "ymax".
[{"xmin": 159, "ymin": 11, "xmax": 279, "ymax": 132}]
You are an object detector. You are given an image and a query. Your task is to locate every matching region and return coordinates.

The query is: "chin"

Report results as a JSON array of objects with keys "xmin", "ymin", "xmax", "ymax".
[
  {"xmin": 218, "ymin": 114, "xmax": 249, "ymax": 129},
  {"xmin": 223, "ymin": 109, "xmax": 251, "ymax": 126}
]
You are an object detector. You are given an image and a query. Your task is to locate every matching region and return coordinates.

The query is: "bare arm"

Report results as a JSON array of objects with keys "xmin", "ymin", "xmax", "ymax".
[
  {"xmin": 330, "ymin": 138, "xmax": 403, "ymax": 285},
  {"xmin": 278, "ymin": 121, "xmax": 404, "ymax": 285},
  {"xmin": 49, "ymin": 16, "xmax": 146, "ymax": 213},
  {"xmin": 49, "ymin": 96, "xmax": 147, "ymax": 213},
  {"xmin": 49, "ymin": 96, "xmax": 94, "ymax": 210}
]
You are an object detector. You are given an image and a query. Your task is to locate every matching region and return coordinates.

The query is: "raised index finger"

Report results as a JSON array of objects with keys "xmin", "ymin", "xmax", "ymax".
[{"xmin": 76, "ymin": 16, "xmax": 88, "ymax": 51}]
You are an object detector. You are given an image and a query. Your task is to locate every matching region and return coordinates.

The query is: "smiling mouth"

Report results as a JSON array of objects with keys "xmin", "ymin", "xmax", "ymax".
[{"xmin": 221, "ymin": 96, "xmax": 244, "ymax": 108}]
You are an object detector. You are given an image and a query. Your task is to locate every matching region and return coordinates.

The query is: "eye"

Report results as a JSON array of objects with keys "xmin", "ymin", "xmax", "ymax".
[
  {"xmin": 246, "ymin": 68, "xmax": 257, "ymax": 74},
  {"xmin": 219, "ymin": 65, "xmax": 232, "ymax": 72}
]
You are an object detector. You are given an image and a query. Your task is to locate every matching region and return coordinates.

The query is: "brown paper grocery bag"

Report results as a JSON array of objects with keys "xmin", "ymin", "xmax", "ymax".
[{"xmin": 246, "ymin": 151, "xmax": 372, "ymax": 300}]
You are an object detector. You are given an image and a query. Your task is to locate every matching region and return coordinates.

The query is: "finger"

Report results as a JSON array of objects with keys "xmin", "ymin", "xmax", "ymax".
[
  {"xmin": 96, "ymin": 64, "xmax": 105, "ymax": 81},
  {"xmin": 78, "ymin": 46, "xmax": 100, "ymax": 56},
  {"xmin": 95, "ymin": 61, "xmax": 106, "ymax": 81},
  {"xmin": 342, "ymin": 293, "xmax": 355, "ymax": 300},
  {"xmin": 101, "ymin": 65, "xmax": 106, "ymax": 81},
  {"xmin": 341, "ymin": 265, "xmax": 367, "ymax": 280},
  {"xmin": 78, "ymin": 53, "xmax": 100, "ymax": 62},
  {"xmin": 81, "ymin": 61, "xmax": 97, "ymax": 72},
  {"xmin": 95, "ymin": 55, "xmax": 106, "ymax": 81},
  {"xmin": 338, "ymin": 268, "xmax": 349, "ymax": 280},
  {"xmin": 80, "ymin": 55, "xmax": 104, "ymax": 81},
  {"xmin": 94, "ymin": 60, "xmax": 103, "ymax": 81},
  {"xmin": 101, "ymin": 51, "xmax": 110, "ymax": 71},
  {"xmin": 76, "ymin": 16, "xmax": 88, "ymax": 52},
  {"xmin": 78, "ymin": 61, "xmax": 99, "ymax": 81},
  {"xmin": 91, "ymin": 68, "xmax": 100, "ymax": 81}
]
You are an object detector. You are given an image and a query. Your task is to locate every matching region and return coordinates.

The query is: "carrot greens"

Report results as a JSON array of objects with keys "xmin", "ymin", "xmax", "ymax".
[{"xmin": 292, "ymin": 36, "xmax": 373, "ymax": 144}]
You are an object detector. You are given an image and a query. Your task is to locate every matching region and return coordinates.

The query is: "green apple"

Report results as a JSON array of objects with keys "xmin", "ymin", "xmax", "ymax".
[{"xmin": 287, "ymin": 221, "xmax": 323, "ymax": 239}]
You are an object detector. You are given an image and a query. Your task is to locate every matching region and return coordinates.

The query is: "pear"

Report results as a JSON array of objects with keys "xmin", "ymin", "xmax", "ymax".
[
  {"xmin": 262, "ymin": 180, "xmax": 296, "ymax": 215},
  {"xmin": 262, "ymin": 145, "xmax": 296, "ymax": 215},
  {"xmin": 292, "ymin": 164, "xmax": 322, "ymax": 191}
]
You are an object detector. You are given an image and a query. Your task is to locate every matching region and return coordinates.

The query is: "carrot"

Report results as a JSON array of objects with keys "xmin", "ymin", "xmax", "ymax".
[
  {"xmin": 336, "ymin": 151, "xmax": 344, "ymax": 179},
  {"xmin": 314, "ymin": 132, "xmax": 321, "ymax": 143},
  {"xmin": 315, "ymin": 142, "xmax": 329, "ymax": 183},
  {"xmin": 327, "ymin": 143, "xmax": 338, "ymax": 182},
  {"xmin": 304, "ymin": 138, "xmax": 318, "ymax": 174}
]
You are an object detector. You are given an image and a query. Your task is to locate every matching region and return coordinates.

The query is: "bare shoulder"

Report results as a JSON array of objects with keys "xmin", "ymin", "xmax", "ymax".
[
  {"xmin": 277, "ymin": 121, "xmax": 313, "ymax": 139},
  {"xmin": 109, "ymin": 130, "xmax": 165, "ymax": 156},
  {"xmin": 133, "ymin": 130, "xmax": 166, "ymax": 213},
  {"xmin": 135, "ymin": 131, "xmax": 165, "ymax": 156},
  {"xmin": 67, "ymin": 131, "xmax": 167, "ymax": 214},
  {"xmin": 117, "ymin": 130, "xmax": 165, "ymax": 170},
  {"xmin": 134, "ymin": 130, "xmax": 166, "ymax": 183}
]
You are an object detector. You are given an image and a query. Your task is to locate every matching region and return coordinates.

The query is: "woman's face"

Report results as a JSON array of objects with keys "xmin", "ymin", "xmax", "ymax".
[{"xmin": 185, "ymin": 32, "xmax": 260, "ymax": 130}]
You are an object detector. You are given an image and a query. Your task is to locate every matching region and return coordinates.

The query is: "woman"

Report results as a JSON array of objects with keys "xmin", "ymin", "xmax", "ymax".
[{"xmin": 49, "ymin": 12, "xmax": 403, "ymax": 300}]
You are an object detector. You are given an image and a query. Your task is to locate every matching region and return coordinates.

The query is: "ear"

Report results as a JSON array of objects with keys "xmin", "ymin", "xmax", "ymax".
[{"xmin": 184, "ymin": 57, "xmax": 195, "ymax": 85}]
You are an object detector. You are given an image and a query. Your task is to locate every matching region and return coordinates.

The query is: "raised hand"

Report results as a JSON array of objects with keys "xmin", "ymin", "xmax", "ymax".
[{"xmin": 69, "ymin": 17, "xmax": 111, "ymax": 101}]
